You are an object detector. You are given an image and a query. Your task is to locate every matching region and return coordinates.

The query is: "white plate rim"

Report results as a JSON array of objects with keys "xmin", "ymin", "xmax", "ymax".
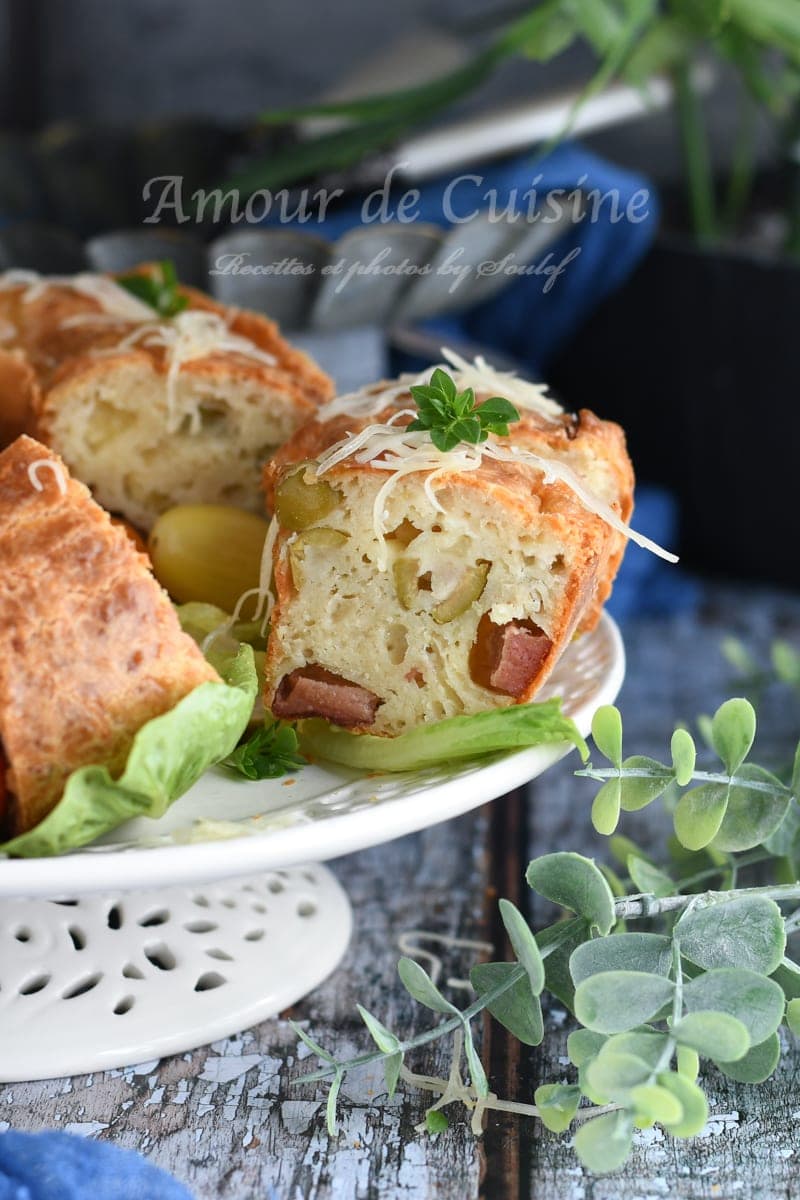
[{"xmin": 0, "ymin": 614, "xmax": 625, "ymax": 899}]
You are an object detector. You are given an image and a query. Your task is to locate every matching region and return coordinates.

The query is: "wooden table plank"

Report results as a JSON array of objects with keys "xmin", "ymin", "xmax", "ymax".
[
  {"xmin": 2, "ymin": 810, "xmax": 494, "ymax": 1199},
  {"xmin": 522, "ymin": 584, "xmax": 800, "ymax": 1199}
]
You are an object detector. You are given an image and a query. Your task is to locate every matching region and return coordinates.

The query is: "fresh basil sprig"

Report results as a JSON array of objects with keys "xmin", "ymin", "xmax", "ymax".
[
  {"xmin": 117, "ymin": 259, "xmax": 188, "ymax": 318},
  {"xmin": 223, "ymin": 720, "xmax": 306, "ymax": 780},
  {"xmin": 406, "ymin": 367, "xmax": 520, "ymax": 452}
]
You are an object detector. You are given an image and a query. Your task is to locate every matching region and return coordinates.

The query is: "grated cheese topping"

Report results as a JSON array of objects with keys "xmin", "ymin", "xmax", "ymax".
[
  {"xmin": 27, "ymin": 459, "xmax": 67, "ymax": 496},
  {"xmin": 313, "ymin": 358, "xmax": 677, "ymax": 567},
  {"xmin": 321, "ymin": 346, "xmax": 563, "ymax": 424},
  {"xmin": 0, "ymin": 271, "xmax": 279, "ymax": 434},
  {"xmin": 0, "ymin": 269, "xmax": 156, "ymax": 323},
  {"xmin": 202, "ymin": 515, "xmax": 280, "ymax": 653},
  {"xmin": 113, "ymin": 311, "xmax": 278, "ymax": 433}
]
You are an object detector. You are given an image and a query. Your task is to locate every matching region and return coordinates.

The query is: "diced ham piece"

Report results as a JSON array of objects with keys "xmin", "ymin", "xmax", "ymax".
[
  {"xmin": 470, "ymin": 616, "xmax": 553, "ymax": 698},
  {"xmin": 273, "ymin": 665, "xmax": 382, "ymax": 727}
]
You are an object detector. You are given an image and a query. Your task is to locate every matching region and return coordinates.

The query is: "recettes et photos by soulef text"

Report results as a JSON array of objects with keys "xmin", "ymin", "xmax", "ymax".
[{"xmin": 0, "ymin": 262, "xmax": 674, "ymax": 857}]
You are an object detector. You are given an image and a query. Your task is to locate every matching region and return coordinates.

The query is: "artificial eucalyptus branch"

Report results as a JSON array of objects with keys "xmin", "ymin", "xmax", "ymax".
[{"xmin": 289, "ymin": 639, "xmax": 800, "ymax": 1173}]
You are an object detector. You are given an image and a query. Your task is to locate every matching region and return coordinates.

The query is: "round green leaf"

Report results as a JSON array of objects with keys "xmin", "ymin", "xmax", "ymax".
[
  {"xmin": 600, "ymin": 1030, "xmax": 670, "ymax": 1067},
  {"xmin": 526, "ymin": 853, "xmax": 616, "ymax": 935},
  {"xmin": 498, "ymin": 898, "xmax": 545, "ymax": 994},
  {"xmin": 534, "ymin": 1083, "xmax": 581, "ymax": 1133},
  {"xmin": 683, "ymin": 968, "xmax": 785, "ymax": 1044},
  {"xmin": 592, "ymin": 778, "xmax": 621, "ymax": 835},
  {"xmin": 676, "ymin": 895, "xmax": 786, "ymax": 975},
  {"xmin": 674, "ymin": 783, "xmax": 729, "ymax": 851},
  {"xmin": 710, "ymin": 697, "xmax": 756, "ymax": 774},
  {"xmin": 787, "ymin": 998, "xmax": 800, "ymax": 1035},
  {"xmin": 592, "ymin": 705, "xmax": 623, "ymax": 767},
  {"xmin": 630, "ymin": 1083, "xmax": 684, "ymax": 1126},
  {"xmin": 671, "ymin": 728, "xmax": 696, "ymax": 786},
  {"xmin": 711, "ymin": 764, "xmax": 791, "ymax": 853},
  {"xmin": 627, "ymin": 855, "xmax": 674, "ymax": 898},
  {"xmin": 574, "ymin": 970, "xmax": 675, "ymax": 1034},
  {"xmin": 656, "ymin": 1071, "xmax": 709, "ymax": 1136},
  {"xmin": 570, "ymin": 932, "xmax": 673, "ymax": 986},
  {"xmin": 619, "ymin": 756, "xmax": 673, "ymax": 811},
  {"xmin": 716, "ymin": 1033, "xmax": 781, "ymax": 1083},
  {"xmin": 585, "ymin": 1051, "xmax": 652, "ymax": 1103},
  {"xmin": 772, "ymin": 958, "xmax": 800, "ymax": 1002},
  {"xmin": 574, "ymin": 1110, "xmax": 633, "ymax": 1173},
  {"xmin": 567, "ymin": 1028, "xmax": 607, "ymax": 1067},
  {"xmin": 425, "ymin": 1109, "xmax": 449, "ymax": 1134},
  {"xmin": 397, "ymin": 957, "xmax": 457, "ymax": 1015},
  {"xmin": 471, "ymin": 962, "xmax": 544, "ymax": 1046},
  {"xmin": 676, "ymin": 1045, "xmax": 699, "ymax": 1081},
  {"xmin": 672, "ymin": 1011, "xmax": 750, "ymax": 1062}
]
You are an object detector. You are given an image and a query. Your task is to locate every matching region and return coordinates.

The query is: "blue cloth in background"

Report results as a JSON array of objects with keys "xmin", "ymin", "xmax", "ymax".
[{"xmin": 0, "ymin": 1131, "xmax": 193, "ymax": 1200}]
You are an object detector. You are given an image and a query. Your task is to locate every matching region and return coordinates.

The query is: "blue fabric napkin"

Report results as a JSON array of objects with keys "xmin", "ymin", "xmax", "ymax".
[{"xmin": 0, "ymin": 1131, "xmax": 193, "ymax": 1200}]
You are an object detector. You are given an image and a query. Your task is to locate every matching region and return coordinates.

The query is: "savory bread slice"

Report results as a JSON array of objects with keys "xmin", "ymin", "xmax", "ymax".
[
  {"xmin": 261, "ymin": 364, "xmax": 635, "ymax": 737},
  {"xmin": 0, "ymin": 268, "xmax": 334, "ymax": 529},
  {"xmin": 0, "ymin": 435, "xmax": 219, "ymax": 836}
]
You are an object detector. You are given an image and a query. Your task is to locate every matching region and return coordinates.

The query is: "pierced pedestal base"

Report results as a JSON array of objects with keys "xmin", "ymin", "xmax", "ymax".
[{"xmin": 0, "ymin": 866, "xmax": 352, "ymax": 1081}]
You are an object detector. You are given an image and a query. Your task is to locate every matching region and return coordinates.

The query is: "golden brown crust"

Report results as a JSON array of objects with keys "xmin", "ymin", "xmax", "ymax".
[
  {"xmin": 0, "ymin": 435, "xmax": 219, "ymax": 835},
  {"xmin": 0, "ymin": 266, "xmax": 334, "ymax": 447},
  {"xmin": 0, "ymin": 348, "xmax": 40, "ymax": 445},
  {"xmin": 262, "ymin": 390, "xmax": 634, "ymax": 721}
]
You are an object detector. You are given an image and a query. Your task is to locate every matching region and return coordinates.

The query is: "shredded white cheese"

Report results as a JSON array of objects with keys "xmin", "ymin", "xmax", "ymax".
[
  {"xmin": 314, "ymin": 400, "xmax": 677, "ymax": 566},
  {"xmin": 27, "ymin": 459, "xmax": 67, "ymax": 495},
  {"xmin": 112, "ymin": 311, "xmax": 277, "ymax": 433},
  {"xmin": 0, "ymin": 269, "xmax": 155, "ymax": 323},
  {"xmin": 202, "ymin": 515, "xmax": 279, "ymax": 653},
  {"xmin": 321, "ymin": 346, "xmax": 564, "ymax": 425}
]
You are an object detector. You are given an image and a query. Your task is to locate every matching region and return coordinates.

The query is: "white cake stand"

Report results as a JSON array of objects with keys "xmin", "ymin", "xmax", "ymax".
[{"xmin": 0, "ymin": 614, "xmax": 624, "ymax": 1081}]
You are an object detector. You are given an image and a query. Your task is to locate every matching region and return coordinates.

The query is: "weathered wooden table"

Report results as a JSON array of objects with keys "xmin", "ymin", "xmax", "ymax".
[{"xmin": 5, "ymin": 583, "xmax": 800, "ymax": 1199}]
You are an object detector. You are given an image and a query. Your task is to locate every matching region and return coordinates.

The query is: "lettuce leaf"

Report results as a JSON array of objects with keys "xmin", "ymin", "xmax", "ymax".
[
  {"xmin": 297, "ymin": 698, "xmax": 588, "ymax": 772},
  {"xmin": 1, "ymin": 643, "xmax": 257, "ymax": 858}
]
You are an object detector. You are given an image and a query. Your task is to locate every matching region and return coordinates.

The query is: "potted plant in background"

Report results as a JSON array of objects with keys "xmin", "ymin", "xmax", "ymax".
[{"xmin": 237, "ymin": 0, "xmax": 800, "ymax": 586}]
